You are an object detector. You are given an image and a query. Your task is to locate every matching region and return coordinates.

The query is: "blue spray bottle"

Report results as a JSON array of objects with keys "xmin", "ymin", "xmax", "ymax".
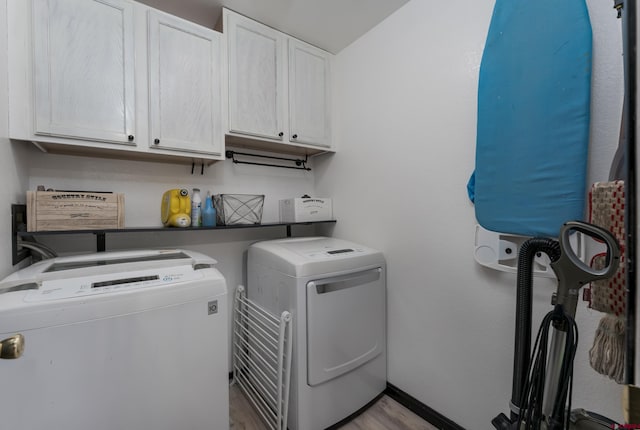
[{"xmin": 202, "ymin": 192, "xmax": 216, "ymax": 227}]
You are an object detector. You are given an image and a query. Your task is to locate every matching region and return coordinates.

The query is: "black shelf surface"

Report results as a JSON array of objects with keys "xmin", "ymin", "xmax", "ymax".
[
  {"xmin": 15, "ymin": 219, "xmax": 337, "ymax": 255},
  {"xmin": 12, "ymin": 200, "xmax": 335, "ymax": 262},
  {"xmin": 17, "ymin": 220, "xmax": 336, "ymax": 236}
]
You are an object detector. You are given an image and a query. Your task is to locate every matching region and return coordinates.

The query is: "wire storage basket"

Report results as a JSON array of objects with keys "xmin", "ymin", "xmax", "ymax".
[
  {"xmin": 232, "ymin": 285, "xmax": 293, "ymax": 430},
  {"xmin": 214, "ymin": 194, "xmax": 264, "ymax": 225}
]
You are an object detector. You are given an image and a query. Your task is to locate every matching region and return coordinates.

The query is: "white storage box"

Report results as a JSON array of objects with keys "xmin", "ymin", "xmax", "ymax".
[{"xmin": 279, "ymin": 198, "xmax": 332, "ymax": 222}]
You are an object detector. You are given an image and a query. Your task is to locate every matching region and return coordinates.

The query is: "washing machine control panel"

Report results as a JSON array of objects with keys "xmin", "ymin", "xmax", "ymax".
[{"xmin": 25, "ymin": 265, "xmax": 203, "ymax": 302}]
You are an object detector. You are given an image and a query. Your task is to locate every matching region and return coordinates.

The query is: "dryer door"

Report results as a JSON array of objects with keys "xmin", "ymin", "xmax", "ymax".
[{"xmin": 306, "ymin": 267, "xmax": 384, "ymax": 386}]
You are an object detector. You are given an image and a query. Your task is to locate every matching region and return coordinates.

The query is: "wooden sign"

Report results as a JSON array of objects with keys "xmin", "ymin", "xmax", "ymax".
[{"xmin": 27, "ymin": 191, "xmax": 124, "ymax": 232}]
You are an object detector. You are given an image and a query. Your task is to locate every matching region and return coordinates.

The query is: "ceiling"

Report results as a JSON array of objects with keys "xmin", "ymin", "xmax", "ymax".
[{"xmin": 135, "ymin": 0, "xmax": 410, "ymax": 54}]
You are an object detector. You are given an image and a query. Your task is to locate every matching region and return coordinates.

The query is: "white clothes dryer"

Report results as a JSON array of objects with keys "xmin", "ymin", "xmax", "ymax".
[{"xmin": 247, "ymin": 237, "xmax": 386, "ymax": 430}]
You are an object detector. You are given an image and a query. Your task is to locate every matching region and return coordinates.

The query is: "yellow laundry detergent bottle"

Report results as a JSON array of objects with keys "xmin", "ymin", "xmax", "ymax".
[{"xmin": 161, "ymin": 189, "xmax": 191, "ymax": 227}]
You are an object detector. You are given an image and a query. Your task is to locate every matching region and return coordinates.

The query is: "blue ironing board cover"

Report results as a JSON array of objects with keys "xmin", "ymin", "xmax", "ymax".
[{"xmin": 468, "ymin": 0, "xmax": 592, "ymax": 237}]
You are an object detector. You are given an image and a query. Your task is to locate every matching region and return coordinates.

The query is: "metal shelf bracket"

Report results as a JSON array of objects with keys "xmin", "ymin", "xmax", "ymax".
[{"xmin": 11, "ymin": 204, "xmax": 30, "ymax": 265}]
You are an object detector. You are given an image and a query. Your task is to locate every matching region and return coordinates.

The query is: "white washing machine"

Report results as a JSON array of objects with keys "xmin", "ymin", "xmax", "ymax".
[
  {"xmin": 247, "ymin": 237, "xmax": 386, "ymax": 430},
  {"xmin": 0, "ymin": 249, "xmax": 229, "ymax": 430}
]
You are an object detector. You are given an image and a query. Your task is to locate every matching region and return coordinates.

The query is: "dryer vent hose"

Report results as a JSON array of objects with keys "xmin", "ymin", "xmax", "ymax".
[{"xmin": 511, "ymin": 237, "xmax": 561, "ymax": 419}]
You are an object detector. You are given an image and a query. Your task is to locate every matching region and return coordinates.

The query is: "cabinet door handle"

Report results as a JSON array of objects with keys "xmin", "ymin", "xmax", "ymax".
[
  {"xmin": 278, "ymin": 132, "xmax": 284, "ymax": 137},
  {"xmin": 292, "ymin": 134, "xmax": 298, "ymax": 139},
  {"xmin": 154, "ymin": 138, "xmax": 160, "ymax": 144},
  {"xmin": 128, "ymin": 135, "xmax": 134, "ymax": 141}
]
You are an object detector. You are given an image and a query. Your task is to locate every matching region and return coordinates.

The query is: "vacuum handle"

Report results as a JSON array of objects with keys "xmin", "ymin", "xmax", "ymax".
[
  {"xmin": 558, "ymin": 221, "xmax": 620, "ymax": 281},
  {"xmin": 551, "ymin": 221, "xmax": 621, "ymax": 317}
]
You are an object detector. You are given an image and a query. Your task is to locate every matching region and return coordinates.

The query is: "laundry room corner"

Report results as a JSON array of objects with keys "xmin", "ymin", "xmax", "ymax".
[
  {"xmin": 314, "ymin": 0, "xmax": 626, "ymax": 427},
  {"xmin": 0, "ymin": 0, "xmax": 635, "ymax": 427}
]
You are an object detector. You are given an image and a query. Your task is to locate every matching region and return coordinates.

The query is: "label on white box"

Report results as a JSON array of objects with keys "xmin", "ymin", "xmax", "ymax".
[{"xmin": 279, "ymin": 198, "xmax": 333, "ymax": 222}]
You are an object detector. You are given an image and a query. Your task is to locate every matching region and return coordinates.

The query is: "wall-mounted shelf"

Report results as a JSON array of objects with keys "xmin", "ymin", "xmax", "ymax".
[{"xmin": 13, "ymin": 204, "xmax": 336, "ymax": 262}]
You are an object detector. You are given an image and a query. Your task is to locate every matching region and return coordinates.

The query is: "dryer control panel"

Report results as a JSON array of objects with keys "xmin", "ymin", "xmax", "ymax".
[
  {"xmin": 303, "ymin": 247, "xmax": 366, "ymax": 260},
  {"xmin": 249, "ymin": 237, "xmax": 385, "ymax": 278}
]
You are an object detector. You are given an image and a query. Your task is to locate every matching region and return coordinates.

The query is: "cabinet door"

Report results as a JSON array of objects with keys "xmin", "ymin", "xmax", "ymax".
[
  {"xmin": 33, "ymin": 0, "xmax": 135, "ymax": 144},
  {"xmin": 288, "ymin": 39, "xmax": 331, "ymax": 147},
  {"xmin": 227, "ymin": 11, "xmax": 285, "ymax": 141},
  {"xmin": 148, "ymin": 11, "xmax": 222, "ymax": 155}
]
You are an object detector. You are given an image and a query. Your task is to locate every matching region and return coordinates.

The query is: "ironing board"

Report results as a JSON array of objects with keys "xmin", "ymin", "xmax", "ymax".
[{"xmin": 468, "ymin": 0, "xmax": 592, "ymax": 238}]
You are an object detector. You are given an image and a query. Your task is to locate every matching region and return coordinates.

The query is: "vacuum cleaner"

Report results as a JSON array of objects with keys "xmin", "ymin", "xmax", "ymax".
[{"xmin": 492, "ymin": 221, "xmax": 621, "ymax": 430}]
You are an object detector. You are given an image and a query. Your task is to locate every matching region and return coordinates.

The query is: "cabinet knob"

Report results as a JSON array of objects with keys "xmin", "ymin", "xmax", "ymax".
[
  {"xmin": 154, "ymin": 138, "xmax": 160, "ymax": 145},
  {"xmin": 292, "ymin": 134, "xmax": 298, "ymax": 139},
  {"xmin": 278, "ymin": 132, "xmax": 284, "ymax": 137},
  {"xmin": 128, "ymin": 135, "xmax": 134, "ymax": 141}
]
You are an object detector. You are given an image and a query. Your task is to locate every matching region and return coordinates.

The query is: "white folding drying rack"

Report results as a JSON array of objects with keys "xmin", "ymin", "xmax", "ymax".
[{"xmin": 233, "ymin": 285, "xmax": 293, "ymax": 430}]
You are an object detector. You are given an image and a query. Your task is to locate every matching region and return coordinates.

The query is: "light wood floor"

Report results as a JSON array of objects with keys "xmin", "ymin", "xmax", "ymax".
[{"xmin": 229, "ymin": 383, "xmax": 438, "ymax": 430}]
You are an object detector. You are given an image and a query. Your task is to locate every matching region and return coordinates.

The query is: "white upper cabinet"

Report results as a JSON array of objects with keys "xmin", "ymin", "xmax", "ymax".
[
  {"xmin": 8, "ymin": 0, "xmax": 225, "ymax": 164},
  {"xmin": 223, "ymin": 9, "xmax": 333, "ymax": 154},
  {"xmin": 288, "ymin": 39, "xmax": 331, "ymax": 147},
  {"xmin": 148, "ymin": 10, "xmax": 223, "ymax": 155},
  {"xmin": 32, "ymin": 0, "xmax": 136, "ymax": 145},
  {"xmin": 227, "ymin": 12, "xmax": 285, "ymax": 141}
]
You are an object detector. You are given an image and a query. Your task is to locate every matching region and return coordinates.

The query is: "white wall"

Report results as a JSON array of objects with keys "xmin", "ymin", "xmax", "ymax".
[
  {"xmin": 26, "ymin": 148, "xmax": 316, "ymax": 228},
  {"xmin": 316, "ymin": 0, "xmax": 624, "ymax": 428},
  {"xmin": 0, "ymin": 0, "xmax": 32, "ymax": 279}
]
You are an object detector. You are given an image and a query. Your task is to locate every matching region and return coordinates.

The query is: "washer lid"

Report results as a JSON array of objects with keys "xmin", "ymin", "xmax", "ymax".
[
  {"xmin": 0, "ymin": 249, "xmax": 218, "ymax": 293},
  {"xmin": 249, "ymin": 237, "xmax": 385, "ymax": 277},
  {"xmin": 0, "ymin": 249, "xmax": 226, "ymax": 332}
]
